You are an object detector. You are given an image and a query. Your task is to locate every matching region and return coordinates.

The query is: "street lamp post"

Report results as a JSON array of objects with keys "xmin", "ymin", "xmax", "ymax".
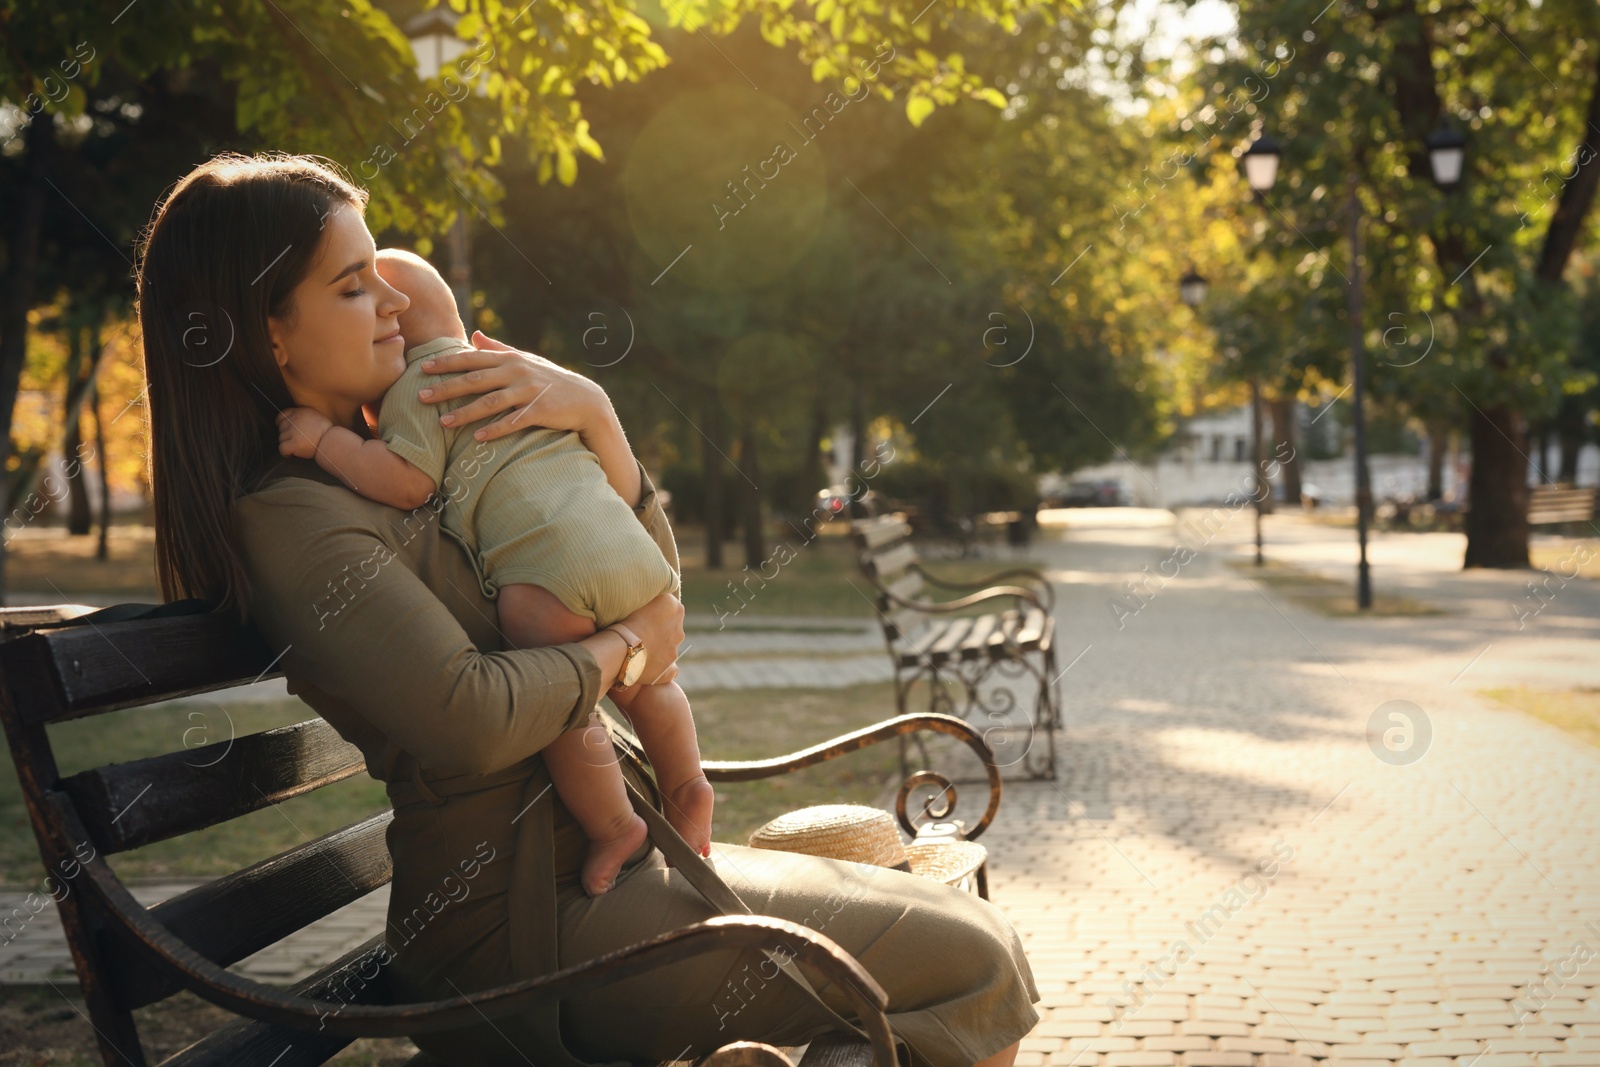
[
  {"xmin": 1345, "ymin": 168, "xmax": 1374, "ymax": 609},
  {"xmin": 1243, "ymin": 134, "xmax": 1373, "ymax": 603},
  {"xmin": 1236, "ymin": 126, "xmax": 1465, "ymax": 609},
  {"xmin": 405, "ymin": 9, "xmax": 473, "ymax": 330},
  {"xmin": 1179, "ymin": 270, "xmax": 1265, "ymax": 565}
]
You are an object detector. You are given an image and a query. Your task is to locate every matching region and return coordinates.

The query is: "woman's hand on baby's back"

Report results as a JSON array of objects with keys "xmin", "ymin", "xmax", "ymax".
[{"xmin": 416, "ymin": 330, "xmax": 609, "ymax": 443}]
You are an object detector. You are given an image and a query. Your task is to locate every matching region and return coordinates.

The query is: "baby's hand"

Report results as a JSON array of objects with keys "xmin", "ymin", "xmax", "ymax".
[{"xmin": 277, "ymin": 407, "xmax": 334, "ymax": 460}]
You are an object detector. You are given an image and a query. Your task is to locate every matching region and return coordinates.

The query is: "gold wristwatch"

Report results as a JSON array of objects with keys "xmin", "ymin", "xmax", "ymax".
[{"xmin": 607, "ymin": 623, "xmax": 648, "ymax": 690}]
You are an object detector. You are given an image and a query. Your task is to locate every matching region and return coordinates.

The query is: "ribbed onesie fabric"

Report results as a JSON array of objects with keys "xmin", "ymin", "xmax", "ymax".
[{"xmin": 376, "ymin": 336, "xmax": 679, "ymax": 624}]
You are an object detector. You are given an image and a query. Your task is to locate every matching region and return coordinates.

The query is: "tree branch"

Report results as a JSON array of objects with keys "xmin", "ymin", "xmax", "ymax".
[{"xmin": 1535, "ymin": 48, "xmax": 1600, "ymax": 283}]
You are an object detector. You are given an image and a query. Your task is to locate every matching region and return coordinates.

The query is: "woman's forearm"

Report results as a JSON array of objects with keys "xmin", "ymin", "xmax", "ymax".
[
  {"xmin": 578, "ymin": 627, "xmax": 628, "ymax": 691},
  {"xmin": 580, "ymin": 398, "xmax": 643, "ymax": 507}
]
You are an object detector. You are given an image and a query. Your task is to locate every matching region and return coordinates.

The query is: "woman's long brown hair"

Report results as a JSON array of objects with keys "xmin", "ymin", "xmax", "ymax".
[{"xmin": 137, "ymin": 153, "xmax": 368, "ymax": 621}]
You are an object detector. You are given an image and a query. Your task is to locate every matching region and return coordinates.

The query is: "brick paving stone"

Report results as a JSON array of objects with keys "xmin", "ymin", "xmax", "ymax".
[
  {"xmin": 1104, "ymin": 1053, "xmax": 1180, "ymax": 1067},
  {"xmin": 1218, "ymin": 1037, "xmax": 1295, "ymax": 1054},
  {"xmin": 1180, "ymin": 1053, "xmax": 1255, "ymax": 1067}
]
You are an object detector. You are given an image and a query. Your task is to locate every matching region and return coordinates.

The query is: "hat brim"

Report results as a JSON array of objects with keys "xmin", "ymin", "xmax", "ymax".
[{"xmin": 904, "ymin": 840, "xmax": 988, "ymax": 886}]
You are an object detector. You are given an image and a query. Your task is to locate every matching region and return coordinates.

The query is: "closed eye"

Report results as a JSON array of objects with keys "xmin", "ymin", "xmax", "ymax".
[{"xmin": 343, "ymin": 287, "xmax": 366, "ymax": 299}]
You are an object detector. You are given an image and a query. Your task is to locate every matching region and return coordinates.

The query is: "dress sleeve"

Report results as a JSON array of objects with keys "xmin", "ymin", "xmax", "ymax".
[{"xmin": 233, "ymin": 482, "xmax": 604, "ymax": 779}]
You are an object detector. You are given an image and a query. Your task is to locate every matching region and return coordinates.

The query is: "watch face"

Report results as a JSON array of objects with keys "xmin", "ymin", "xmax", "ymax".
[{"xmin": 622, "ymin": 648, "xmax": 647, "ymax": 687}]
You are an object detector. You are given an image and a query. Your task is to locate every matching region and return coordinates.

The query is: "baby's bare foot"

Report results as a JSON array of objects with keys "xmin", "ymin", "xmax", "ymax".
[
  {"xmin": 581, "ymin": 812, "xmax": 648, "ymax": 896},
  {"xmin": 665, "ymin": 774, "xmax": 714, "ymax": 858}
]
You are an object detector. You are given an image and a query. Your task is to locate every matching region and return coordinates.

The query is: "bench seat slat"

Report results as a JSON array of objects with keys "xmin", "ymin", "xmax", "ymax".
[
  {"xmin": 114, "ymin": 811, "xmax": 395, "ymax": 1010},
  {"xmin": 0, "ymin": 612, "xmax": 280, "ymax": 725},
  {"xmin": 958, "ymin": 614, "xmax": 1000, "ymax": 660},
  {"xmin": 60, "ymin": 718, "xmax": 367, "ymax": 854},
  {"xmin": 925, "ymin": 617, "xmax": 973, "ymax": 659}
]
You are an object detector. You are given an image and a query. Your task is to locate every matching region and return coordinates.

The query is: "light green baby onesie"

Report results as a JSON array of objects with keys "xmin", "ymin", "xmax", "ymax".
[{"xmin": 376, "ymin": 337, "xmax": 679, "ymax": 625}]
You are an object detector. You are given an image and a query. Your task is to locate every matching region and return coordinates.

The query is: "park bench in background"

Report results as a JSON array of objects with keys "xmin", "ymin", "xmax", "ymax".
[
  {"xmin": 0, "ymin": 603, "xmax": 1003, "ymax": 1067},
  {"xmin": 851, "ymin": 515, "xmax": 1060, "ymax": 781},
  {"xmin": 1527, "ymin": 484, "xmax": 1598, "ymax": 528}
]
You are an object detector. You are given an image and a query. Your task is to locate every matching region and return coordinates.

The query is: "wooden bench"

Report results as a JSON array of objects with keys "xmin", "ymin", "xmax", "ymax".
[
  {"xmin": 1528, "ymin": 484, "xmax": 1598, "ymax": 527},
  {"xmin": 851, "ymin": 515, "xmax": 1060, "ymax": 780},
  {"xmin": 0, "ymin": 602, "xmax": 1005, "ymax": 1067}
]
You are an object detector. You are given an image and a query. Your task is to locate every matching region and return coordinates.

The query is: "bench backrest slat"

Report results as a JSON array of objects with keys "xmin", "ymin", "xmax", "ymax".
[
  {"xmin": 0, "ymin": 613, "xmax": 279, "ymax": 726},
  {"xmin": 111, "ymin": 810, "xmax": 394, "ymax": 1010},
  {"xmin": 863, "ymin": 542, "xmax": 917, "ymax": 582},
  {"xmin": 855, "ymin": 517, "xmax": 912, "ymax": 550},
  {"xmin": 59, "ymin": 718, "xmax": 367, "ymax": 854}
]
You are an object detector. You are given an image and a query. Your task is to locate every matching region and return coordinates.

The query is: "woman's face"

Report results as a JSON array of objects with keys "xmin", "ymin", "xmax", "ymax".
[{"xmin": 268, "ymin": 203, "xmax": 411, "ymax": 427}]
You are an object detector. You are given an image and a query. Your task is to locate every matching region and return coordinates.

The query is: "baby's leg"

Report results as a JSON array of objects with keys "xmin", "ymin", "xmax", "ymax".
[
  {"xmin": 497, "ymin": 584, "xmax": 646, "ymax": 896},
  {"xmin": 609, "ymin": 681, "xmax": 712, "ymax": 857},
  {"xmin": 540, "ymin": 727, "xmax": 648, "ymax": 895}
]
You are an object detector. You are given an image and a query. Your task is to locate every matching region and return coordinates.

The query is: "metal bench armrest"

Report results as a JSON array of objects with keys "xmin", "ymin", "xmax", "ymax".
[
  {"xmin": 914, "ymin": 565, "xmax": 1056, "ymax": 611},
  {"xmin": 702, "ymin": 713, "xmax": 1002, "ymax": 842}
]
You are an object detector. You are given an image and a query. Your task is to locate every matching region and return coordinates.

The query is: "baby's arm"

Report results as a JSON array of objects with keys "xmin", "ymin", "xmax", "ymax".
[{"xmin": 276, "ymin": 408, "xmax": 438, "ymax": 511}]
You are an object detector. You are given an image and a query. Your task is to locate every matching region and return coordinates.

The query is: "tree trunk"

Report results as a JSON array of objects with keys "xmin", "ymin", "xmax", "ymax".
[
  {"xmin": 1426, "ymin": 423, "xmax": 1448, "ymax": 501},
  {"xmin": 1555, "ymin": 394, "xmax": 1588, "ymax": 484},
  {"xmin": 1269, "ymin": 395, "xmax": 1302, "ymax": 504},
  {"xmin": 92, "ymin": 375, "xmax": 110, "ymax": 561},
  {"xmin": 1462, "ymin": 404, "xmax": 1530, "ymax": 569},
  {"xmin": 0, "ymin": 115, "xmax": 57, "ymax": 603},
  {"xmin": 701, "ymin": 404, "xmax": 725, "ymax": 570},
  {"xmin": 63, "ymin": 321, "xmax": 92, "ymax": 536},
  {"xmin": 800, "ymin": 396, "xmax": 827, "ymax": 517},
  {"xmin": 739, "ymin": 425, "xmax": 765, "ymax": 569},
  {"xmin": 847, "ymin": 384, "xmax": 868, "ymax": 519}
]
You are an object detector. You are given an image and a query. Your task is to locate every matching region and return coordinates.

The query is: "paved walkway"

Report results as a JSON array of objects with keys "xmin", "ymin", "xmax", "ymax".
[
  {"xmin": 986, "ymin": 508, "xmax": 1600, "ymax": 1067},
  {"xmin": 6, "ymin": 510, "xmax": 1600, "ymax": 1067}
]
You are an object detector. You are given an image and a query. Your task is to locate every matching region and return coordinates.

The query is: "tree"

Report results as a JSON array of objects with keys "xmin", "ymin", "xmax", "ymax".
[{"xmin": 1189, "ymin": 0, "xmax": 1600, "ymax": 567}]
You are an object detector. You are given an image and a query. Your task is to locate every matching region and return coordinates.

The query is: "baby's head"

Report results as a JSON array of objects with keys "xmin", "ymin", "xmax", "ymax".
[{"xmin": 375, "ymin": 248, "xmax": 467, "ymax": 349}]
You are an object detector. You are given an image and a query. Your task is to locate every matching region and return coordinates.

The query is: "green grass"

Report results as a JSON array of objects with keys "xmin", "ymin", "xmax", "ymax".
[
  {"xmin": 4, "ymin": 526, "xmax": 161, "ymax": 598},
  {"xmin": 1482, "ymin": 686, "xmax": 1600, "ymax": 750},
  {"xmin": 1226, "ymin": 559, "xmax": 1446, "ymax": 618},
  {"xmin": 677, "ymin": 528, "xmax": 1043, "ymax": 619}
]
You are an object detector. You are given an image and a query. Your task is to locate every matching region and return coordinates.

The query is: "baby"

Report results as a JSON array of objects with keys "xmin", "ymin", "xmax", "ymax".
[{"xmin": 276, "ymin": 248, "xmax": 712, "ymax": 896}]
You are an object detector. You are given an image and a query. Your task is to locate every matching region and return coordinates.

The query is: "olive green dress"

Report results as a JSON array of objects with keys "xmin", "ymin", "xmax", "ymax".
[{"xmin": 231, "ymin": 455, "xmax": 1039, "ymax": 1067}]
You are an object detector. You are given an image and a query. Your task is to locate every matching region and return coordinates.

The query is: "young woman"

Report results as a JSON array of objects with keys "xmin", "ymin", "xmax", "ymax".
[{"xmin": 137, "ymin": 151, "xmax": 1039, "ymax": 1067}]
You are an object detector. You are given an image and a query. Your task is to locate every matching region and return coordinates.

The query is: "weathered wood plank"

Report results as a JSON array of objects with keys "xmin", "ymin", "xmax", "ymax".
[
  {"xmin": 863, "ymin": 543, "xmax": 916, "ymax": 581},
  {"xmin": 60, "ymin": 719, "xmax": 366, "ymax": 854},
  {"xmin": 852, "ymin": 517, "xmax": 911, "ymax": 551},
  {"xmin": 0, "ymin": 612, "xmax": 280, "ymax": 725},
  {"xmin": 114, "ymin": 812, "xmax": 394, "ymax": 1010}
]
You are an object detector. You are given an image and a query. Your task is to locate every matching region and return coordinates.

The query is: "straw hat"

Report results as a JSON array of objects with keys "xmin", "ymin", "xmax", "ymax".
[{"xmin": 748, "ymin": 804, "xmax": 987, "ymax": 888}]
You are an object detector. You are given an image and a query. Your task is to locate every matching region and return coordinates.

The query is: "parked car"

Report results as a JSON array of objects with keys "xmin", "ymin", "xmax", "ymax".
[{"xmin": 1049, "ymin": 479, "xmax": 1128, "ymax": 507}]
